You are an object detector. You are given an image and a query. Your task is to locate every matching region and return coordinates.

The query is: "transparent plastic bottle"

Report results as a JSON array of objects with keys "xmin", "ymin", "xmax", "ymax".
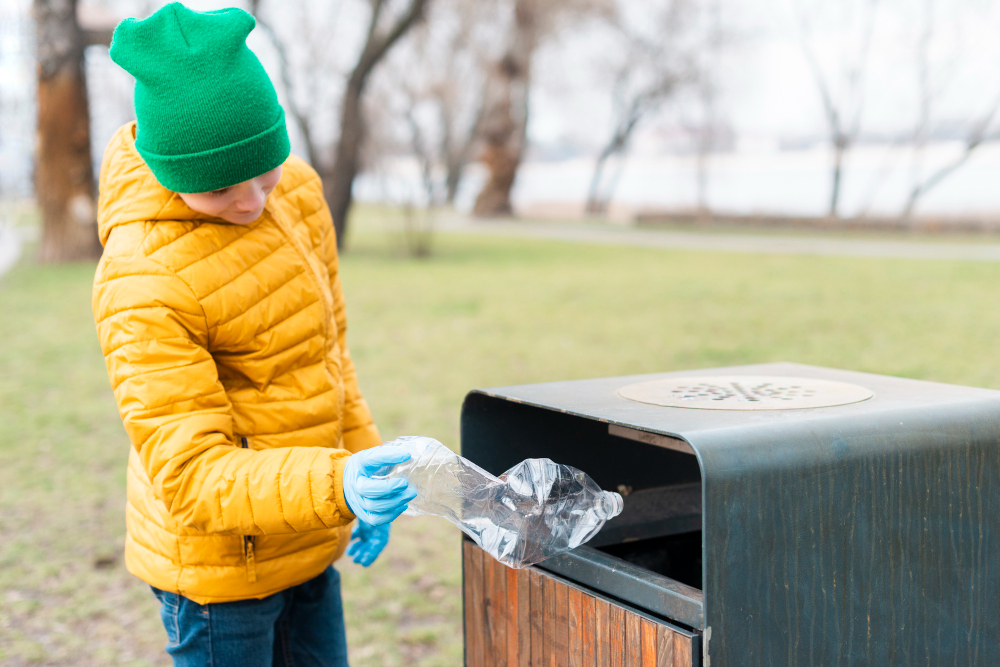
[{"xmin": 376, "ymin": 436, "xmax": 624, "ymax": 568}]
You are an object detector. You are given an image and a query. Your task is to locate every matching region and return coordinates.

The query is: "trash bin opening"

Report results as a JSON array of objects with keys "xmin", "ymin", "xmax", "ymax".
[{"xmin": 596, "ymin": 530, "xmax": 703, "ymax": 590}]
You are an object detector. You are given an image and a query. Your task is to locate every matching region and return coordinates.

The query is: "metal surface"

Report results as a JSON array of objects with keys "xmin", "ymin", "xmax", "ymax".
[
  {"xmin": 461, "ymin": 362, "xmax": 1000, "ymax": 667},
  {"xmin": 609, "ymin": 424, "xmax": 695, "ymax": 454},
  {"xmin": 535, "ymin": 545, "xmax": 704, "ymax": 630},
  {"xmin": 617, "ymin": 375, "xmax": 874, "ymax": 410}
]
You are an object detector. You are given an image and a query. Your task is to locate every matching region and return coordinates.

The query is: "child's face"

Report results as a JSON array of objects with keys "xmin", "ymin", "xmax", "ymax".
[{"xmin": 177, "ymin": 166, "xmax": 283, "ymax": 225}]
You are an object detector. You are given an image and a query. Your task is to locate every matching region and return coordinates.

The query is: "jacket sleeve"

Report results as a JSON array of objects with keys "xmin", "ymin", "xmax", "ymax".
[
  {"xmin": 310, "ymin": 181, "xmax": 382, "ymax": 454},
  {"xmin": 93, "ymin": 253, "xmax": 357, "ymax": 535}
]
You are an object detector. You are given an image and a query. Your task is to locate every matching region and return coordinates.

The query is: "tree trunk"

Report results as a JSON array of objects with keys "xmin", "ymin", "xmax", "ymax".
[
  {"xmin": 34, "ymin": 0, "xmax": 102, "ymax": 262},
  {"xmin": 445, "ymin": 161, "xmax": 463, "ymax": 206},
  {"xmin": 901, "ymin": 87, "xmax": 1000, "ymax": 220},
  {"xmin": 695, "ymin": 144, "xmax": 709, "ymax": 222},
  {"xmin": 443, "ymin": 101, "xmax": 483, "ymax": 207},
  {"xmin": 327, "ymin": 80, "xmax": 363, "ymax": 245},
  {"xmin": 584, "ymin": 147, "xmax": 613, "ymax": 217},
  {"xmin": 325, "ymin": 0, "xmax": 428, "ymax": 249},
  {"xmin": 585, "ymin": 98, "xmax": 645, "ymax": 218},
  {"xmin": 471, "ymin": 0, "xmax": 537, "ymax": 218},
  {"xmin": 901, "ymin": 142, "xmax": 980, "ymax": 219},
  {"xmin": 828, "ymin": 137, "xmax": 845, "ymax": 218}
]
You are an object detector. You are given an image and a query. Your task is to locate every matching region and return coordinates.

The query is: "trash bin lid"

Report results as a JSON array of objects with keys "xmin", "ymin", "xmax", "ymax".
[{"xmin": 617, "ymin": 375, "xmax": 874, "ymax": 410}]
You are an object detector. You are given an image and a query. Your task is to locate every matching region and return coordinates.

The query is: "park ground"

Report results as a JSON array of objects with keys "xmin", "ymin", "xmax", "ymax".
[{"xmin": 3, "ymin": 207, "xmax": 1000, "ymax": 665}]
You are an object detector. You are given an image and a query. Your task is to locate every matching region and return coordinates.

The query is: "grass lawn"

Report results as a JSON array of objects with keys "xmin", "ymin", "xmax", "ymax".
[{"xmin": 3, "ymin": 209, "xmax": 1000, "ymax": 665}]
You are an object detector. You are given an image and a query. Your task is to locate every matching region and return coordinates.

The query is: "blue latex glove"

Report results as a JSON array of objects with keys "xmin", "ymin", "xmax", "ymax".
[
  {"xmin": 342, "ymin": 446, "xmax": 416, "ymax": 526},
  {"xmin": 347, "ymin": 520, "xmax": 391, "ymax": 567}
]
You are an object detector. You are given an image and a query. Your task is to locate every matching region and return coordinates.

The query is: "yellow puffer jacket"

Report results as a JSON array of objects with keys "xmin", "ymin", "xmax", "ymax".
[{"xmin": 93, "ymin": 122, "xmax": 380, "ymax": 604}]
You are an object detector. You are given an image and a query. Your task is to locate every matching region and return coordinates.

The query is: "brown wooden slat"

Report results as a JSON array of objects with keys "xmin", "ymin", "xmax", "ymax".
[
  {"xmin": 544, "ymin": 575, "xmax": 557, "ymax": 667},
  {"xmin": 479, "ymin": 553, "xmax": 488, "ymax": 664},
  {"xmin": 639, "ymin": 619, "xmax": 658, "ymax": 667},
  {"xmin": 672, "ymin": 631, "xmax": 692, "ymax": 667},
  {"xmin": 469, "ymin": 558, "xmax": 701, "ymax": 667},
  {"xmin": 530, "ymin": 570, "xmax": 545, "ymax": 667},
  {"xmin": 478, "ymin": 552, "xmax": 489, "ymax": 667},
  {"xmin": 482, "ymin": 551, "xmax": 496, "ymax": 667},
  {"xmin": 465, "ymin": 542, "xmax": 485, "ymax": 667},
  {"xmin": 463, "ymin": 543, "xmax": 473, "ymax": 666},
  {"xmin": 482, "ymin": 548, "xmax": 496, "ymax": 667},
  {"xmin": 594, "ymin": 598, "xmax": 610, "ymax": 666},
  {"xmin": 489, "ymin": 556, "xmax": 508, "ymax": 667},
  {"xmin": 567, "ymin": 587, "xmax": 583, "ymax": 667},
  {"xmin": 656, "ymin": 625, "xmax": 675, "ymax": 667},
  {"xmin": 609, "ymin": 606, "xmax": 626, "ymax": 667},
  {"xmin": 505, "ymin": 564, "xmax": 519, "ymax": 666},
  {"xmin": 625, "ymin": 612, "xmax": 642, "ymax": 666},
  {"xmin": 555, "ymin": 582, "xmax": 569, "ymax": 667},
  {"xmin": 517, "ymin": 568, "xmax": 532, "ymax": 667},
  {"xmin": 581, "ymin": 594, "xmax": 596, "ymax": 666}
]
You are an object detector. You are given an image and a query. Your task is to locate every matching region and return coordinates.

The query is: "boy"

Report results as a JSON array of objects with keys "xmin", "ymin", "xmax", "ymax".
[{"xmin": 93, "ymin": 4, "xmax": 414, "ymax": 665}]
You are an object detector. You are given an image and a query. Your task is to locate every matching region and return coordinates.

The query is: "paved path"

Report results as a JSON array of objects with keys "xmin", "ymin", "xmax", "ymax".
[
  {"xmin": 2, "ymin": 217, "xmax": 996, "ymax": 272},
  {"xmin": 437, "ymin": 218, "xmax": 1000, "ymax": 262},
  {"xmin": 0, "ymin": 225, "xmax": 22, "ymax": 277}
]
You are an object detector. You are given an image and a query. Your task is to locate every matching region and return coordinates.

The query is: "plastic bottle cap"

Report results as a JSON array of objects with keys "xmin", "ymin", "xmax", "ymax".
[{"xmin": 599, "ymin": 492, "xmax": 624, "ymax": 520}]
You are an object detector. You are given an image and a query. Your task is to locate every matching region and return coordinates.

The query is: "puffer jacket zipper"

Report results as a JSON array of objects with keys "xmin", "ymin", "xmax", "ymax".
[
  {"xmin": 267, "ymin": 215, "xmax": 345, "ymax": 436},
  {"xmin": 240, "ymin": 436, "xmax": 258, "ymax": 583},
  {"xmin": 268, "ymin": 215, "xmax": 334, "ymax": 345}
]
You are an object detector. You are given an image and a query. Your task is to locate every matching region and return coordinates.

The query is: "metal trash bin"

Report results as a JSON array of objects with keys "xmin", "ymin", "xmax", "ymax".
[{"xmin": 460, "ymin": 362, "xmax": 1000, "ymax": 666}]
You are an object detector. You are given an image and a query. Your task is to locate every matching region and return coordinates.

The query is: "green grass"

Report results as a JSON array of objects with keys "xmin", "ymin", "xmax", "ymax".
[{"xmin": 3, "ymin": 209, "xmax": 1000, "ymax": 665}]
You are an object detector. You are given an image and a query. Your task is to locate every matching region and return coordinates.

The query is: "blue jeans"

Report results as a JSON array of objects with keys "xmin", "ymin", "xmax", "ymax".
[{"xmin": 151, "ymin": 566, "xmax": 349, "ymax": 667}]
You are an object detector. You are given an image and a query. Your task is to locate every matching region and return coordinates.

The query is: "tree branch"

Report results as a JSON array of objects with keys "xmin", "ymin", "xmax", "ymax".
[
  {"xmin": 353, "ymin": 0, "xmax": 429, "ymax": 88},
  {"xmin": 249, "ymin": 0, "xmax": 321, "ymax": 167},
  {"xmin": 793, "ymin": 4, "xmax": 842, "ymax": 143},
  {"xmin": 903, "ymin": 87, "xmax": 1000, "ymax": 216},
  {"xmin": 81, "ymin": 27, "xmax": 113, "ymax": 46}
]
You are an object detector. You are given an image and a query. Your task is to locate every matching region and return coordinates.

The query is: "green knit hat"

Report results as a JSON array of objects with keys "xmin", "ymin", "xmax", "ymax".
[{"xmin": 109, "ymin": 3, "xmax": 289, "ymax": 193}]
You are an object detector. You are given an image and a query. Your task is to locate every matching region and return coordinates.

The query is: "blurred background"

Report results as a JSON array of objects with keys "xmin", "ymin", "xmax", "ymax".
[{"xmin": 2, "ymin": 0, "xmax": 1000, "ymax": 665}]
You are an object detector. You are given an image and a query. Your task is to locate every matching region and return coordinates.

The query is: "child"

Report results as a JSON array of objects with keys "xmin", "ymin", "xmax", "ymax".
[{"xmin": 93, "ymin": 4, "xmax": 415, "ymax": 665}]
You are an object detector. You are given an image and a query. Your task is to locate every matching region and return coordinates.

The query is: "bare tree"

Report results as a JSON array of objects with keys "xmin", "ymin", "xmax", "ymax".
[
  {"xmin": 471, "ymin": 0, "xmax": 612, "ymax": 218},
  {"xmin": 792, "ymin": 0, "xmax": 881, "ymax": 218},
  {"xmin": 440, "ymin": 93, "xmax": 484, "ymax": 207},
  {"xmin": 248, "ymin": 0, "xmax": 323, "ymax": 169},
  {"xmin": 327, "ymin": 0, "xmax": 430, "ymax": 246},
  {"xmin": 33, "ymin": 0, "xmax": 110, "ymax": 262},
  {"xmin": 360, "ymin": 0, "xmax": 499, "ymax": 254},
  {"xmin": 692, "ymin": 0, "xmax": 723, "ymax": 219},
  {"xmin": 401, "ymin": 102, "xmax": 437, "ymax": 256},
  {"xmin": 471, "ymin": 0, "xmax": 537, "ymax": 217},
  {"xmin": 389, "ymin": 0, "xmax": 495, "ymax": 207},
  {"xmin": 253, "ymin": 0, "xmax": 428, "ymax": 248},
  {"xmin": 436, "ymin": 73, "xmax": 489, "ymax": 204},
  {"xmin": 907, "ymin": 0, "xmax": 934, "ymax": 204},
  {"xmin": 363, "ymin": 78, "xmax": 449, "ymax": 257},
  {"xmin": 854, "ymin": 0, "xmax": 956, "ymax": 218},
  {"xmin": 585, "ymin": 75, "xmax": 675, "ymax": 218},
  {"xmin": 901, "ymin": 92, "xmax": 1000, "ymax": 218},
  {"xmin": 899, "ymin": 0, "xmax": 999, "ymax": 219},
  {"xmin": 585, "ymin": 0, "xmax": 698, "ymax": 217}
]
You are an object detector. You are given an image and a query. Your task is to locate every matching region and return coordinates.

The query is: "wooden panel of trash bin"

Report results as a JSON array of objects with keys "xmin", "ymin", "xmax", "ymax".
[{"xmin": 463, "ymin": 541, "xmax": 698, "ymax": 666}]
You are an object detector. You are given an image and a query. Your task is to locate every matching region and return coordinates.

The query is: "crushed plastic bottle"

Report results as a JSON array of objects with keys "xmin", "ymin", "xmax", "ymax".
[{"xmin": 376, "ymin": 436, "xmax": 624, "ymax": 568}]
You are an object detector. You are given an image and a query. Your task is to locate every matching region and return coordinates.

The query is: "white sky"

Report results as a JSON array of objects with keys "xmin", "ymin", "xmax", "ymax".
[
  {"xmin": 4, "ymin": 0, "xmax": 1000, "ymax": 145},
  {"xmin": 531, "ymin": 0, "xmax": 1000, "ymax": 147},
  {"xmin": 3, "ymin": 0, "xmax": 1000, "ymax": 211}
]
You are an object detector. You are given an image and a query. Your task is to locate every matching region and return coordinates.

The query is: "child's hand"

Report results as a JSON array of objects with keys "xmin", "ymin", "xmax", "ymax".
[
  {"xmin": 342, "ymin": 446, "xmax": 417, "ymax": 525},
  {"xmin": 347, "ymin": 520, "xmax": 391, "ymax": 567}
]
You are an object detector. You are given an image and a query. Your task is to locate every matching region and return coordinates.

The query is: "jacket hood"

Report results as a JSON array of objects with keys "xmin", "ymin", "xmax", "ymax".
[{"xmin": 97, "ymin": 122, "xmax": 217, "ymax": 246}]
